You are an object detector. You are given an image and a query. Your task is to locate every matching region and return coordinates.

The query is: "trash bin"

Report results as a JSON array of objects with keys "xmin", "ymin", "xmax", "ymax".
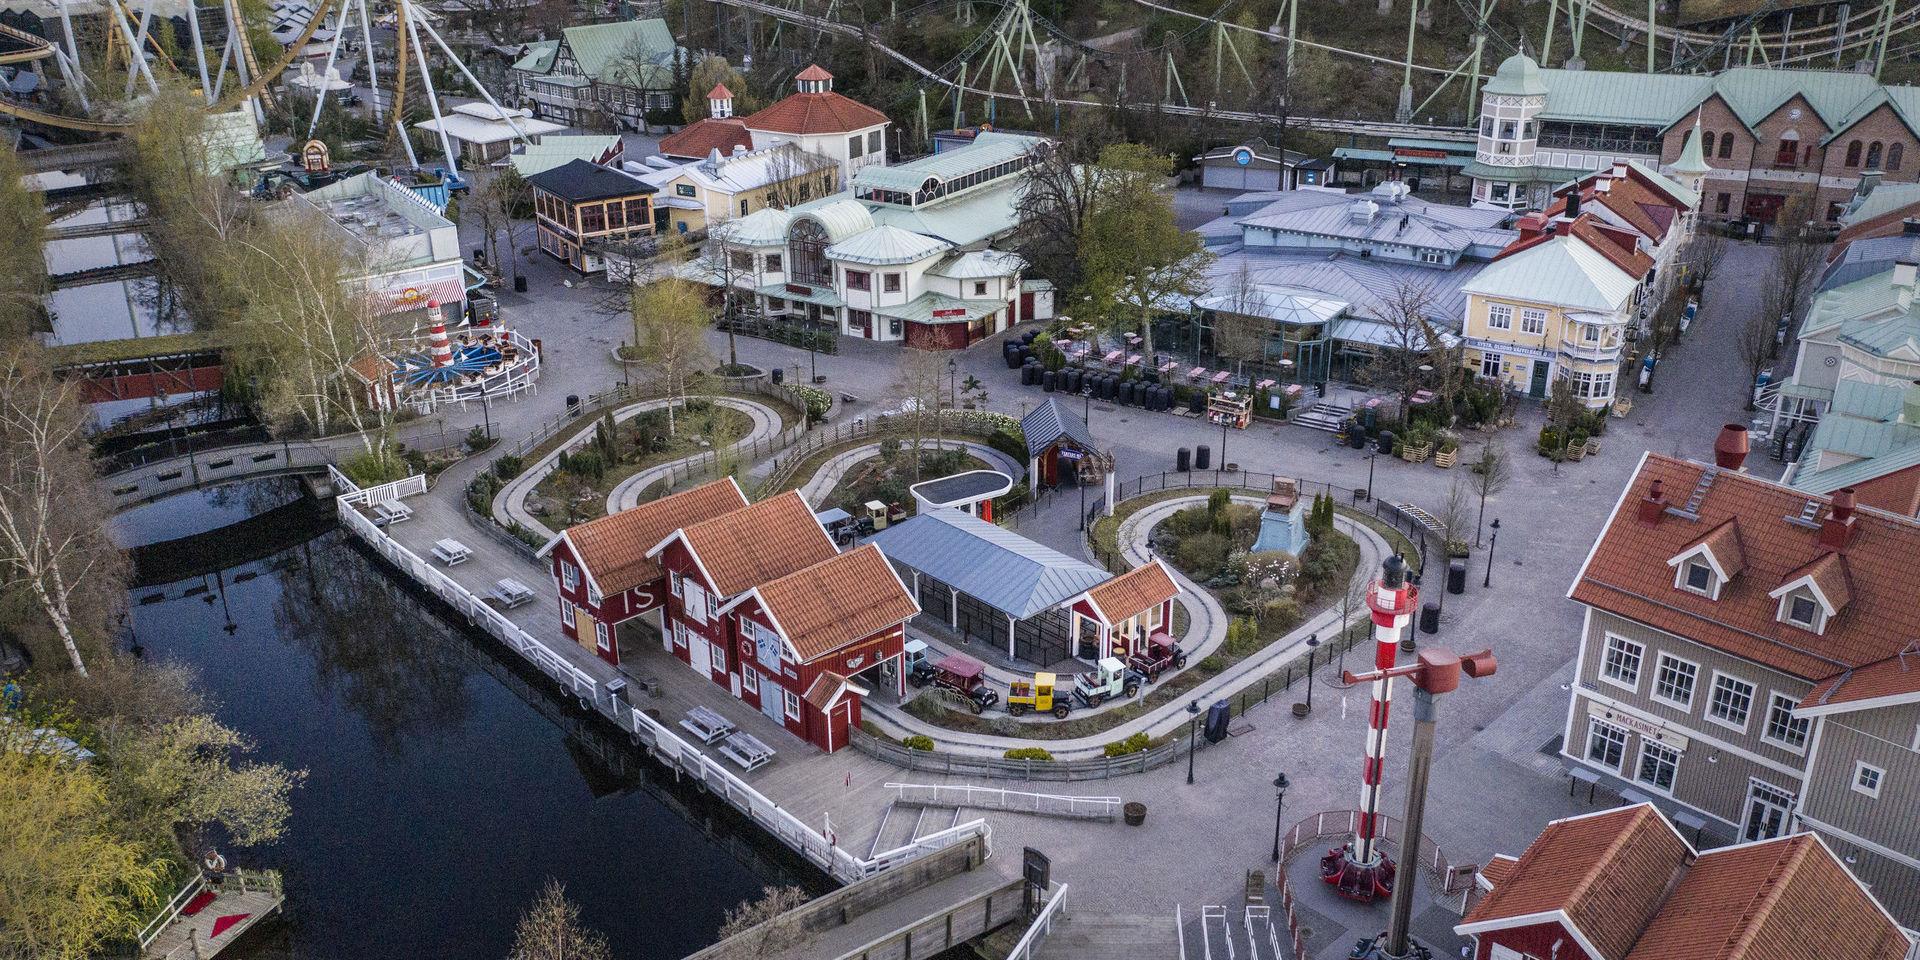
[
  {"xmin": 1447, "ymin": 559, "xmax": 1467, "ymax": 595},
  {"xmin": 771, "ymin": 368, "xmax": 784, "ymax": 385},
  {"xmin": 1204, "ymin": 700, "xmax": 1231, "ymax": 743},
  {"xmin": 1177, "ymin": 447, "xmax": 1191, "ymax": 472},
  {"xmin": 1195, "ymin": 444, "xmax": 1211, "ymax": 471},
  {"xmin": 1419, "ymin": 601, "xmax": 1440, "ymax": 635},
  {"xmin": 513, "ymin": 275, "xmax": 528, "ymax": 293}
]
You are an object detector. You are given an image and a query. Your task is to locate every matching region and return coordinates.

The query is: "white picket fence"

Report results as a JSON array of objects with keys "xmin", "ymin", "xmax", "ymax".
[{"xmin": 335, "ymin": 472, "xmax": 990, "ymax": 885}]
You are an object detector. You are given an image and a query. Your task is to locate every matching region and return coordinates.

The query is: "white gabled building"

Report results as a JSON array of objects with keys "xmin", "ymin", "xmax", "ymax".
[{"xmin": 685, "ymin": 131, "xmax": 1056, "ymax": 348}]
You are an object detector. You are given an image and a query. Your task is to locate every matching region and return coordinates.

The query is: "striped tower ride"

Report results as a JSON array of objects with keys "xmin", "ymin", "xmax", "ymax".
[
  {"xmin": 1320, "ymin": 553, "xmax": 1417, "ymax": 903},
  {"xmin": 426, "ymin": 300, "xmax": 453, "ymax": 368}
]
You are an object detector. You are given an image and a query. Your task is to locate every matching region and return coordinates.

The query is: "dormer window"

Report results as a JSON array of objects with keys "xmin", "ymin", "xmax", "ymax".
[
  {"xmin": 1784, "ymin": 593, "xmax": 1821, "ymax": 630},
  {"xmin": 1683, "ymin": 561, "xmax": 1713, "ymax": 594}
]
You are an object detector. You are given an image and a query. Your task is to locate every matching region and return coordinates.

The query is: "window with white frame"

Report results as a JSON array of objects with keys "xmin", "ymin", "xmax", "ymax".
[
  {"xmin": 1487, "ymin": 303, "xmax": 1513, "ymax": 330},
  {"xmin": 1572, "ymin": 371, "xmax": 1615, "ymax": 400},
  {"xmin": 1681, "ymin": 560, "xmax": 1715, "ymax": 595},
  {"xmin": 672, "ymin": 621, "xmax": 687, "ymax": 648},
  {"xmin": 670, "ymin": 572, "xmax": 682, "ymax": 597},
  {"xmin": 742, "ymin": 668, "xmax": 759, "ymax": 694},
  {"xmin": 561, "ymin": 601, "xmax": 575, "ymax": 627},
  {"xmin": 1782, "ymin": 593, "xmax": 1822, "ymax": 631},
  {"xmin": 1601, "ymin": 635, "xmax": 1644, "ymax": 689},
  {"xmin": 709, "ymin": 643, "xmax": 727, "ymax": 673},
  {"xmin": 1521, "ymin": 308, "xmax": 1548, "ymax": 335},
  {"xmin": 1708, "ymin": 673, "xmax": 1755, "ymax": 729},
  {"xmin": 1481, "ymin": 352, "xmax": 1502, "ymax": 378},
  {"xmin": 1854, "ymin": 762, "xmax": 1884, "ymax": 798},
  {"xmin": 683, "ymin": 581, "xmax": 708, "ymax": 624},
  {"xmin": 1582, "ymin": 323, "xmax": 1601, "ymax": 343},
  {"xmin": 587, "ymin": 584, "xmax": 602, "ymax": 606},
  {"xmin": 561, "ymin": 562, "xmax": 579, "ymax": 591},
  {"xmin": 595, "ymin": 621, "xmax": 609, "ymax": 651},
  {"xmin": 1636, "ymin": 740, "xmax": 1681, "ymax": 793},
  {"xmin": 1653, "ymin": 654, "xmax": 1699, "ymax": 709},
  {"xmin": 1763, "ymin": 693, "xmax": 1811, "ymax": 751},
  {"xmin": 783, "ymin": 688, "xmax": 802, "ymax": 720},
  {"xmin": 1587, "ymin": 718, "xmax": 1629, "ymax": 769}
]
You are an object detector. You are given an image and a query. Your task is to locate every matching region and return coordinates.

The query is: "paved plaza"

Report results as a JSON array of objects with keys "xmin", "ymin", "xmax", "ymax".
[{"xmin": 394, "ymin": 221, "xmax": 1785, "ymax": 942}]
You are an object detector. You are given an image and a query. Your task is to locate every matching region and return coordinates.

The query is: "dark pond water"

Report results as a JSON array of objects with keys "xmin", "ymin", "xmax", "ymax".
[{"xmin": 122, "ymin": 481, "xmax": 807, "ymax": 960}]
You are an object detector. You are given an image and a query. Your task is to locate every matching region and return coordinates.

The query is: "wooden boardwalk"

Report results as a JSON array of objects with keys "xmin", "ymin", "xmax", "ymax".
[{"xmin": 142, "ymin": 876, "xmax": 283, "ymax": 960}]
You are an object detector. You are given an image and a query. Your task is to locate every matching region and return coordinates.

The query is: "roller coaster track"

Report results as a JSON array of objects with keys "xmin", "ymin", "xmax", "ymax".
[
  {"xmin": 0, "ymin": 0, "xmax": 334, "ymax": 132},
  {"xmin": 717, "ymin": 0, "xmax": 1477, "ymax": 135}
]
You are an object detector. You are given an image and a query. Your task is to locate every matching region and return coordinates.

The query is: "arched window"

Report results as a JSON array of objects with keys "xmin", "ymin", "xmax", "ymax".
[
  {"xmin": 788, "ymin": 217, "xmax": 831, "ymax": 285},
  {"xmin": 1890, "ymin": 143, "xmax": 1905, "ymax": 171},
  {"xmin": 1868, "ymin": 141, "xmax": 1885, "ymax": 168},
  {"xmin": 1704, "ymin": 131, "xmax": 1717, "ymax": 157},
  {"xmin": 1847, "ymin": 140, "xmax": 1863, "ymax": 167},
  {"xmin": 1718, "ymin": 133, "xmax": 1734, "ymax": 159}
]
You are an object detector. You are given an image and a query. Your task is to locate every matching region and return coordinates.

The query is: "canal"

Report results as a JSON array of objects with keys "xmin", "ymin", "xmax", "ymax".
[{"xmin": 116, "ymin": 480, "xmax": 812, "ymax": 960}]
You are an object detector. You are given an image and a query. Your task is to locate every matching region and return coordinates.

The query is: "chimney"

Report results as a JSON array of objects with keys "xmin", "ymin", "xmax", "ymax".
[
  {"xmin": 1713, "ymin": 424, "xmax": 1750, "ymax": 471},
  {"xmin": 1595, "ymin": 178, "xmax": 1613, "ymax": 194},
  {"xmin": 1821, "ymin": 487, "xmax": 1858, "ymax": 550},
  {"xmin": 1859, "ymin": 168, "xmax": 1884, "ymax": 198},
  {"xmin": 1566, "ymin": 190, "xmax": 1582, "ymax": 219},
  {"xmin": 1637, "ymin": 478, "xmax": 1669, "ymax": 524},
  {"xmin": 1611, "ymin": 162, "xmax": 1628, "ymax": 178},
  {"xmin": 1516, "ymin": 212, "xmax": 1547, "ymax": 241},
  {"xmin": 1893, "ymin": 259, "xmax": 1918, "ymax": 290}
]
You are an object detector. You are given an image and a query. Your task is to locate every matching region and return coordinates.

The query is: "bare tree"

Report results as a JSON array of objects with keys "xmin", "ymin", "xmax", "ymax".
[
  {"xmin": 0, "ymin": 348, "xmax": 128, "ymax": 676},
  {"xmin": 1008, "ymin": 140, "xmax": 1104, "ymax": 296},
  {"xmin": 1761, "ymin": 191, "xmax": 1824, "ymax": 364},
  {"xmin": 1436, "ymin": 477, "xmax": 1472, "ymax": 556},
  {"xmin": 758, "ymin": 143, "xmax": 836, "ymax": 209},
  {"xmin": 1735, "ymin": 295, "xmax": 1778, "ymax": 411},
  {"xmin": 893, "ymin": 349, "xmax": 949, "ymax": 479},
  {"xmin": 510, "ymin": 879, "xmax": 611, "ymax": 960},
  {"xmin": 1211, "ymin": 262, "xmax": 1268, "ymax": 376},
  {"xmin": 1363, "ymin": 279, "xmax": 1448, "ymax": 415},
  {"xmin": 716, "ymin": 885, "xmax": 810, "ymax": 951},
  {"xmin": 1470, "ymin": 439, "xmax": 1510, "ymax": 547},
  {"xmin": 1685, "ymin": 228, "xmax": 1728, "ymax": 293}
]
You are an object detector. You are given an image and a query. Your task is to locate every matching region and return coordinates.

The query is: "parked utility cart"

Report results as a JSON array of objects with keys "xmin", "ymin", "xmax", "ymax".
[
  {"xmin": 1128, "ymin": 633, "xmax": 1188, "ymax": 682},
  {"xmin": 1006, "ymin": 673, "xmax": 1071, "ymax": 719},
  {"xmin": 904, "ymin": 639, "xmax": 937, "ymax": 686},
  {"xmin": 1074, "ymin": 657, "xmax": 1144, "ymax": 708},
  {"xmin": 926, "ymin": 653, "xmax": 999, "ymax": 714}
]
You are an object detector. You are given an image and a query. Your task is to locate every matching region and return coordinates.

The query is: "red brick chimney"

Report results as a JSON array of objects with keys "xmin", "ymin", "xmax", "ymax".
[
  {"xmin": 1713, "ymin": 424, "xmax": 1750, "ymax": 471},
  {"xmin": 1821, "ymin": 487, "xmax": 1858, "ymax": 551},
  {"xmin": 1637, "ymin": 478, "xmax": 1668, "ymax": 524}
]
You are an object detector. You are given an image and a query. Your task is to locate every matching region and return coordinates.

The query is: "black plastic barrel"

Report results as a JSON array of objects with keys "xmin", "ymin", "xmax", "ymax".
[
  {"xmin": 1022, "ymin": 330, "xmax": 1038, "ymax": 344},
  {"xmin": 1042, "ymin": 370, "xmax": 1057, "ymax": 392},
  {"xmin": 1204, "ymin": 700, "xmax": 1231, "ymax": 743},
  {"xmin": 1420, "ymin": 601, "xmax": 1440, "ymax": 635},
  {"xmin": 1448, "ymin": 560, "xmax": 1467, "ymax": 595},
  {"xmin": 1154, "ymin": 386, "xmax": 1170, "ymax": 411},
  {"xmin": 1195, "ymin": 445, "xmax": 1211, "ymax": 470},
  {"xmin": 1376, "ymin": 430, "xmax": 1395, "ymax": 454},
  {"xmin": 514, "ymin": 275, "xmax": 528, "ymax": 293},
  {"xmin": 1023, "ymin": 363, "xmax": 1039, "ymax": 386},
  {"xmin": 1189, "ymin": 392, "xmax": 1206, "ymax": 414},
  {"xmin": 1017, "ymin": 346, "xmax": 1033, "ymax": 366},
  {"xmin": 1349, "ymin": 430, "xmax": 1366, "ymax": 450},
  {"xmin": 1361, "ymin": 407, "xmax": 1378, "ymax": 430},
  {"xmin": 1005, "ymin": 345, "xmax": 1023, "ymax": 369},
  {"xmin": 1104, "ymin": 377, "xmax": 1120, "ymax": 402},
  {"xmin": 771, "ymin": 368, "xmax": 783, "ymax": 385},
  {"xmin": 1177, "ymin": 447, "xmax": 1191, "ymax": 472},
  {"xmin": 1143, "ymin": 386, "xmax": 1159, "ymax": 411},
  {"xmin": 1065, "ymin": 369, "xmax": 1082, "ymax": 393}
]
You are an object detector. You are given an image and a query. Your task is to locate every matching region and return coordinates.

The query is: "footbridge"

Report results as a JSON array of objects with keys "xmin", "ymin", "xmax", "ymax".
[{"xmin": 102, "ymin": 437, "xmax": 348, "ymax": 512}]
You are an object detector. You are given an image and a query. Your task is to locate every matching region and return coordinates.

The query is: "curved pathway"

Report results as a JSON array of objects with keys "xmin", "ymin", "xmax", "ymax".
[
  {"xmin": 861, "ymin": 498, "xmax": 1391, "ymax": 758},
  {"xmin": 795, "ymin": 440, "xmax": 1024, "ymax": 508},
  {"xmin": 491, "ymin": 396, "xmax": 783, "ymax": 543}
]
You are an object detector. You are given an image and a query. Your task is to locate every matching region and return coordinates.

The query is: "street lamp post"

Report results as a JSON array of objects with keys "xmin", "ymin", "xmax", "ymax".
[
  {"xmin": 1186, "ymin": 700, "xmax": 1202, "ymax": 785},
  {"xmin": 1484, "ymin": 518, "xmax": 1501, "ymax": 588},
  {"xmin": 1220, "ymin": 418, "xmax": 1229, "ymax": 478},
  {"xmin": 948, "ymin": 357, "xmax": 958, "ymax": 410},
  {"xmin": 1303, "ymin": 633, "xmax": 1320, "ymax": 712},
  {"xmin": 1365, "ymin": 451, "xmax": 1377, "ymax": 502},
  {"xmin": 1270, "ymin": 772, "xmax": 1291, "ymax": 862}
]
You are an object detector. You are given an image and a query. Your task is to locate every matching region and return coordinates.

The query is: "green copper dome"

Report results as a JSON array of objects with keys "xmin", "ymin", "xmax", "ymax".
[{"xmin": 1484, "ymin": 53, "xmax": 1547, "ymax": 97}]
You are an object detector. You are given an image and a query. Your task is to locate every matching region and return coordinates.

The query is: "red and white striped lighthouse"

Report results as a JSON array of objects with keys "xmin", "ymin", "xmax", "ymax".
[
  {"xmin": 1321, "ymin": 553, "xmax": 1418, "ymax": 903},
  {"xmin": 426, "ymin": 300, "xmax": 453, "ymax": 368}
]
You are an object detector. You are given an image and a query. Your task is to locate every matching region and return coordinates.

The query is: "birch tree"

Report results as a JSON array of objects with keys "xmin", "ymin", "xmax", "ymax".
[
  {"xmin": 0, "ymin": 148, "xmax": 47, "ymax": 341},
  {"xmin": 1078, "ymin": 143, "xmax": 1213, "ymax": 358},
  {"xmin": 511, "ymin": 879, "xmax": 611, "ymax": 960},
  {"xmin": 631, "ymin": 276, "xmax": 713, "ymax": 435},
  {"xmin": 0, "ymin": 348, "xmax": 127, "ymax": 676}
]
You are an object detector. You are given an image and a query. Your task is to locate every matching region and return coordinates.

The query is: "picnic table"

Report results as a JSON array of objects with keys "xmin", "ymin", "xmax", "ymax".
[
  {"xmin": 1103, "ymin": 350, "xmax": 1124, "ymax": 364},
  {"xmin": 1211, "ymin": 371, "xmax": 1231, "ymax": 384},
  {"xmin": 1188, "ymin": 367, "xmax": 1207, "ymax": 380},
  {"xmin": 1125, "ymin": 353, "xmax": 1143, "ymax": 366},
  {"xmin": 719, "ymin": 731, "xmax": 776, "ymax": 771},
  {"xmin": 491, "ymin": 578, "xmax": 535, "ymax": 608},
  {"xmin": 679, "ymin": 705, "xmax": 737, "ymax": 744},
  {"xmin": 431, "ymin": 538, "xmax": 471, "ymax": 566},
  {"xmin": 373, "ymin": 500, "xmax": 412, "ymax": 525},
  {"xmin": 1254, "ymin": 378, "xmax": 1277, "ymax": 390},
  {"xmin": 1159, "ymin": 361, "xmax": 1178, "ymax": 373}
]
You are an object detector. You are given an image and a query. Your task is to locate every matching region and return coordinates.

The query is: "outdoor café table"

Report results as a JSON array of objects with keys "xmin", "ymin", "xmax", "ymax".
[{"xmin": 431, "ymin": 539, "xmax": 471, "ymax": 566}]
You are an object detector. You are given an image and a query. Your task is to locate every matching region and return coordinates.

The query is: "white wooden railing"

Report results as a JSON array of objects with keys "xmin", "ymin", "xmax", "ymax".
[
  {"xmin": 1004, "ymin": 883, "xmax": 1069, "ymax": 960},
  {"xmin": 336, "ymin": 473, "xmax": 991, "ymax": 886},
  {"xmin": 138, "ymin": 874, "xmax": 209, "ymax": 949},
  {"xmin": 885, "ymin": 782, "xmax": 1123, "ymax": 820}
]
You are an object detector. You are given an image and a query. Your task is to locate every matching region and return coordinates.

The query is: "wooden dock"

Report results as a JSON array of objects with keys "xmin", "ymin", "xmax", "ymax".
[{"xmin": 140, "ymin": 871, "xmax": 283, "ymax": 960}]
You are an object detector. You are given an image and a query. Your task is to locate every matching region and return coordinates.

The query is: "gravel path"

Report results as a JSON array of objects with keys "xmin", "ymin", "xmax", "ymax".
[{"xmin": 795, "ymin": 440, "xmax": 1023, "ymax": 509}]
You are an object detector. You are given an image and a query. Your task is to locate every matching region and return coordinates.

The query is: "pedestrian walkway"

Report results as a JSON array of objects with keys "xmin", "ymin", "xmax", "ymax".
[{"xmin": 796, "ymin": 439, "xmax": 1023, "ymax": 508}]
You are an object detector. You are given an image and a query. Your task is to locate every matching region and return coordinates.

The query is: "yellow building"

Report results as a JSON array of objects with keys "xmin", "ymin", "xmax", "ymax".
[
  {"xmin": 1458, "ymin": 215, "xmax": 1652, "ymax": 408},
  {"xmin": 638, "ymin": 142, "xmax": 838, "ymax": 236}
]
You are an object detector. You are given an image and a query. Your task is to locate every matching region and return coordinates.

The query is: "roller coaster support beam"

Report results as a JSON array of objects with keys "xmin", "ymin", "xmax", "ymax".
[
  {"xmin": 1874, "ymin": 0, "xmax": 1895, "ymax": 77},
  {"xmin": 187, "ymin": 0, "xmax": 212, "ymax": 102},
  {"xmin": 413, "ymin": 4, "xmax": 532, "ymax": 143},
  {"xmin": 1397, "ymin": 0, "xmax": 1419, "ymax": 121},
  {"xmin": 53, "ymin": 0, "xmax": 88, "ymax": 109},
  {"xmin": 308, "ymin": 0, "xmax": 354, "ymax": 137},
  {"xmin": 954, "ymin": 60, "xmax": 966, "ymax": 128},
  {"xmin": 1835, "ymin": 2, "xmax": 1850, "ymax": 66},
  {"xmin": 1543, "ymin": 0, "xmax": 1558, "ymax": 64},
  {"xmin": 356, "ymin": 0, "xmax": 381, "ymax": 120},
  {"xmin": 403, "ymin": 0, "xmax": 460, "ymax": 174},
  {"xmin": 107, "ymin": 1, "xmax": 160, "ymax": 96},
  {"xmin": 1646, "ymin": 0, "xmax": 1655, "ymax": 71}
]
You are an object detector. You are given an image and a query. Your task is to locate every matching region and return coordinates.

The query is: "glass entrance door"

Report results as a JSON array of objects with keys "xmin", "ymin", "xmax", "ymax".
[{"xmin": 1744, "ymin": 779, "xmax": 1795, "ymax": 841}]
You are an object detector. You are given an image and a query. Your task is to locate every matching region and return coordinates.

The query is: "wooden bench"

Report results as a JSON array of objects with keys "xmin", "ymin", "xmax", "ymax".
[
  {"xmin": 678, "ymin": 706, "xmax": 736, "ymax": 744},
  {"xmin": 491, "ymin": 578, "xmax": 535, "ymax": 608},
  {"xmin": 431, "ymin": 539, "xmax": 471, "ymax": 566},
  {"xmin": 1567, "ymin": 766, "xmax": 1601, "ymax": 802},
  {"xmin": 719, "ymin": 731, "xmax": 775, "ymax": 771},
  {"xmin": 373, "ymin": 500, "xmax": 413, "ymax": 525}
]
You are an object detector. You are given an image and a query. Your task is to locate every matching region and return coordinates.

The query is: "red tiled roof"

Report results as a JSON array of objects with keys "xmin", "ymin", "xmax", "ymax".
[
  {"xmin": 1777, "ymin": 550, "xmax": 1851, "ymax": 611},
  {"xmin": 1461, "ymin": 806, "xmax": 1689, "ymax": 960},
  {"xmin": 1677, "ymin": 517, "xmax": 1745, "ymax": 578},
  {"xmin": 744, "ymin": 90, "xmax": 889, "ymax": 136},
  {"xmin": 707, "ymin": 83, "xmax": 732, "ymax": 99},
  {"xmin": 658, "ymin": 117, "xmax": 753, "ymax": 160},
  {"xmin": 1624, "ymin": 835, "xmax": 1909, "ymax": 960},
  {"xmin": 1479, "ymin": 855, "xmax": 1519, "ymax": 889},
  {"xmin": 1805, "ymin": 649, "xmax": 1920, "ymax": 710},
  {"xmin": 1571, "ymin": 455, "xmax": 1920, "ymax": 687},
  {"xmin": 674, "ymin": 490, "xmax": 837, "ymax": 597},
  {"xmin": 559, "ymin": 478, "xmax": 748, "ymax": 594},
  {"xmin": 1084, "ymin": 559, "xmax": 1179, "ymax": 622},
  {"xmin": 1568, "ymin": 217, "xmax": 1657, "ymax": 279},
  {"xmin": 1462, "ymin": 806, "xmax": 1910, "ymax": 960},
  {"xmin": 753, "ymin": 544, "xmax": 919, "ymax": 662},
  {"xmin": 795, "ymin": 64, "xmax": 833, "ymax": 82},
  {"xmin": 804, "ymin": 671, "xmax": 853, "ymax": 710}
]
